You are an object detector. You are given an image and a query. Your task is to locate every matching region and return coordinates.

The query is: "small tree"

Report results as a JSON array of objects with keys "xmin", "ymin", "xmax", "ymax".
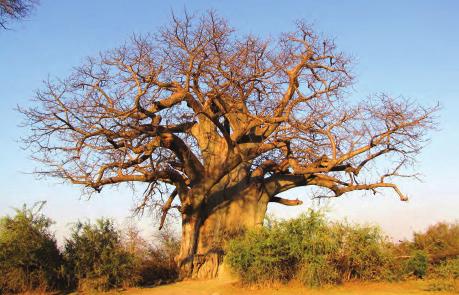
[
  {"xmin": 62, "ymin": 218, "xmax": 138, "ymax": 291},
  {"xmin": 21, "ymin": 11, "xmax": 438, "ymax": 278},
  {"xmin": 0, "ymin": 202, "xmax": 62, "ymax": 293}
]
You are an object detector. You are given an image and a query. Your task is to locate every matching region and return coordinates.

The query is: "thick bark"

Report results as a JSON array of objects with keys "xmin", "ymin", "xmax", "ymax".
[{"xmin": 177, "ymin": 180, "xmax": 270, "ymax": 279}]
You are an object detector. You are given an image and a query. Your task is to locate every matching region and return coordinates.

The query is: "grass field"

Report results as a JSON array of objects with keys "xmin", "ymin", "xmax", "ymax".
[{"xmin": 97, "ymin": 280, "xmax": 458, "ymax": 295}]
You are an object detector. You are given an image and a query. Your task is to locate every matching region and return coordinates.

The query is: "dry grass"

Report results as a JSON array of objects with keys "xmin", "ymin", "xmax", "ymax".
[{"xmin": 91, "ymin": 279, "xmax": 458, "ymax": 295}]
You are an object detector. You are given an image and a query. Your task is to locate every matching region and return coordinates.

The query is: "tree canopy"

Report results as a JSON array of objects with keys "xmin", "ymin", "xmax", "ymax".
[{"xmin": 21, "ymin": 12, "xmax": 435, "ymax": 204}]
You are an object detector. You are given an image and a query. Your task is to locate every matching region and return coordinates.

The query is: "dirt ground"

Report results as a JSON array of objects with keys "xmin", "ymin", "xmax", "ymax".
[{"xmin": 101, "ymin": 279, "xmax": 458, "ymax": 295}]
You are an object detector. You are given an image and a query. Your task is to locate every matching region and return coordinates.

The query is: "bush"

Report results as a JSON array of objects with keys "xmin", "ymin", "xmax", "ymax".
[
  {"xmin": 62, "ymin": 218, "xmax": 139, "ymax": 292},
  {"xmin": 226, "ymin": 210, "xmax": 395, "ymax": 287},
  {"xmin": 437, "ymin": 258, "xmax": 459, "ymax": 279},
  {"xmin": 412, "ymin": 222, "xmax": 459, "ymax": 263},
  {"xmin": 330, "ymin": 223, "xmax": 396, "ymax": 282},
  {"xmin": 288, "ymin": 211, "xmax": 340, "ymax": 286},
  {"xmin": 425, "ymin": 258, "xmax": 459, "ymax": 292},
  {"xmin": 429, "ymin": 257, "xmax": 459, "ymax": 280},
  {"xmin": 0, "ymin": 202, "xmax": 62, "ymax": 294},
  {"xmin": 123, "ymin": 224, "xmax": 180, "ymax": 286},
  {"xmin": 405, "ymin": 251, "xmax": 428, "ymax": 278}
]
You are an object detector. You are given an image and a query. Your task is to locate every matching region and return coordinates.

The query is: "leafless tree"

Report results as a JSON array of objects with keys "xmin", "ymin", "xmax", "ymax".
[
  {"xmin": 20, "ymin": 11, "xmax": 438, "ymax": 279},
  {"xmin": 0, "ymin": 0, "xmax": 39, "ymax": 29}
]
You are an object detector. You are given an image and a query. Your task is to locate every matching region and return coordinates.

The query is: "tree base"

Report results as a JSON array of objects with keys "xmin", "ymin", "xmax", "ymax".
[{"xmin": 179, "ymin": 252, "xmax": 224, "ymax": 279}]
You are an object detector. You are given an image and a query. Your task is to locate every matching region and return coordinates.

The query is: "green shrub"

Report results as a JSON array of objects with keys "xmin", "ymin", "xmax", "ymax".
[
  {"xmin": 426, "ymin": 258, "xmax": 459, "ymax": 292},
  {"xmin": 62, "ymin": 218, "xmax": 139, "ymax": 292},
  {"xmin": 331, "ymin": 223, "xmax": 396, "ymax": 282},
  {"xmin": 431, "ymin": 258, "xmax": 459, "ymax": 280},
  {"xmin": 289, "ymin": 211, "xmax": 340, "ymax": 286},
  {"xmin": 226, "ymin": 226, "xmax": 292, "ymax": 284},
  {"xmin": 226, "ymin": 212, "xmax": 321, "ymax": 284},
  {"xmin": 0, "ymin": 202, "xmax": 62, "ymax": 294},
  {"xmin": 405, "ymin": 250, "xmax": 428, "ymax": 278},
  {"xmin": 226, "ymin": 210, "xmax": 395, "ymax": 287}
]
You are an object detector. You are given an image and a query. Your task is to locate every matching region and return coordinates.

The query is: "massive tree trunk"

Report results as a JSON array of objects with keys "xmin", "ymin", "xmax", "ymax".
[{"xmin": 177, "ymin": 177, "xmax": 270, "ymax": 279}]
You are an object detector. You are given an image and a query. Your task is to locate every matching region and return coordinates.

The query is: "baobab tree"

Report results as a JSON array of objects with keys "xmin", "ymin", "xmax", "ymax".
[{"xmin": 20, "ymin": 12, "xmax": 437, "ymax": 279}]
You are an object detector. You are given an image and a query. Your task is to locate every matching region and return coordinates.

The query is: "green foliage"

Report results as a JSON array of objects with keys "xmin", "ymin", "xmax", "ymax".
[
  {"xmin": 405, "ymin": 251, "xmax": 428, "ymax": 278},
  {"xmin": 426, "ymin": 258, "xmax": 459, "ymax": 292},
  {"xmin": 0, "ymin": 202, "xmax": 62, "ymax": 294},
  {"xmin": 432, "ymin": 258, "xmax": 459, "ymax": 280},
  {"xmin": 0, "ymin": 203, "xmax": 179, "ymax": 293},
  {"xmin": 330, "ymin": 223, "xmax": 397, "ymax": 282},
  {"xmin": 226, "ymin": 210, "xmax": 395, "ymax": 287},
  {"xmin": 226, "ymin": 226, "xmax": 290, "ymax": 284},
  {"xmin": 2, "ymin": 202, "xmax": 458, "ymax": 292},
  {"xmin": 62, "ymin": 218, "xmax": 138, "ymax": 292},
  {"xmin": 287, "ymin": 210, "xmax": 340, "ymax": 286}
]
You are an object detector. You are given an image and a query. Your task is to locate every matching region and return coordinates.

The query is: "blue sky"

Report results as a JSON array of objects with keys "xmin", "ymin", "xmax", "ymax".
[{"xmin": 1, "ymin": 0, "xmax": 458, "ymax": 242}]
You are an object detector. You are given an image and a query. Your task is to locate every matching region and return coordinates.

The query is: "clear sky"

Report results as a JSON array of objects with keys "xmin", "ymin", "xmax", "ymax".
[{"xmin": 1, "ymin": 0, "xmax": 458, "ymax": 242}]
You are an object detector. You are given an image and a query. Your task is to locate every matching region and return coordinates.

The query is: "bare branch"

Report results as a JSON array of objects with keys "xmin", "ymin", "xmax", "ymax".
[{"xmin": 270, "ymin": 196, "xmax": 303, "ymax": 206}]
